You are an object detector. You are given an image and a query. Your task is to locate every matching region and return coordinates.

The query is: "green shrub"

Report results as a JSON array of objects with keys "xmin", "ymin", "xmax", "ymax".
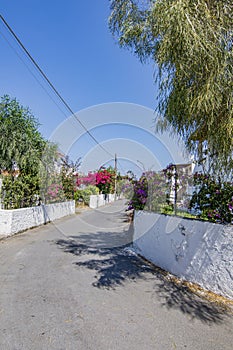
[
  {"xmin": 190, "ymin": 173, "xmax": 233, "ymax": 224},
  {"xmin": 74, "ymin": 185, "xmax": 99, "ymax": 205},
  {"xmin": 2, "ymin": 174, "xmax": 40, "ymax": 209}
]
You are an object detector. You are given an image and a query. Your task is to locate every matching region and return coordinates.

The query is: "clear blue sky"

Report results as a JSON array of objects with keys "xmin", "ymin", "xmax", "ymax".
[{"xmin": 0, "ymin": 1, "xmax": 188, "ymax": 175}]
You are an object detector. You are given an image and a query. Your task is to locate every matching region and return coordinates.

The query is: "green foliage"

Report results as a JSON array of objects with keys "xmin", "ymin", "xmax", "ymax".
[
  {"xmin": 0, "ymin": 96, "xmax": 47, "ymax": 208},
  {"xmin": 39, "ymin": 142, "xmax": 61, "ymax": 204},
  {"xmin": 61, "ymin": 156, "xmax": 81, "ymax": 200},
  {"xmin": 190, "ymin": 173, "xmax": 233, "ymax": 223},
  {"xmin": 74, "ymin": 185, "xmax": 99, "ymax": 205},
  {"xmin": 39, "ymin": 150, "xmax": 81, "ymax": 204},
  {"xmin": 2, "ymin": 174, "xmax": 40, "ymax": 209},
  {"xmin": 109, "ymin": 0, "xmax": 233, "ymax": 175},
  {"xmin": 120, "ymin": 178, "xmax": 134, "ymax": 199},
  {"xmin": 160, "ymin": 205, "xmax": 199, "ymax": 220},
  {"xmin": 0, "ymin": 96, "xmax": 81, "ymax": 208},
  {"xmin": 0, "ymin": 95, "xmax": 45, "ymax": 175},
  {"xmin": 145, "ymin": 171, "xmax": 168, "ymax": 212},
  {"xmin": 127, "ymin": 171, "xmax": 168, "ymax": 212},
  {"xmin": 161, "ymin": 204, "xmax": 174, "ymax": 215}
]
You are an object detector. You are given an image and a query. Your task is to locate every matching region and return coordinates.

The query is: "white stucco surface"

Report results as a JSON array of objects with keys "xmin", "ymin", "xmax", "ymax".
[
  {"xmin": 133, "ymin": 211, "xmax": 233, "ymax": 300},
  {"xmin": 89, "ymin": 194, "xmax": 115, "ymax": 209},
  {"xmin": 0, "ymin": 201, "xmax": 75, "ymax": 238}
]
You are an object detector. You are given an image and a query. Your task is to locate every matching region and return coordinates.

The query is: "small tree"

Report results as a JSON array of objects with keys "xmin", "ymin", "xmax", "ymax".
[
  {"xmin": 39, "ymin": 142, "xmax": 61, "ymax": 204},
  {"xmin": 0, "ymin": 96, "xmax": 46, "ymax": 208},
  {"xmin": 60, "ymin": 156, "xmax": 81, "ymax": 200}
]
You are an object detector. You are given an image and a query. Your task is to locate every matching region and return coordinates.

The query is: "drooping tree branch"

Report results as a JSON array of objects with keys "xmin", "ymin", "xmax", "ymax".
[{"xmin": 109, "ymin": 0, "xmax": 233, "ymax": 177}]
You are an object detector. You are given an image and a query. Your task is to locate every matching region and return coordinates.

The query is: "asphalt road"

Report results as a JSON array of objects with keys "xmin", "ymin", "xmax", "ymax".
[{"xmin": 0, "ymin": 200, "xmax": 232, "ymax": 350}]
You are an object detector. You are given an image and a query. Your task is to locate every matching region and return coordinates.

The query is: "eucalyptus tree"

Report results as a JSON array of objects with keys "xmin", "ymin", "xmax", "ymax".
[{"xmin": 109, "ymin": 0, "xmax": 233, "ymax": 177}]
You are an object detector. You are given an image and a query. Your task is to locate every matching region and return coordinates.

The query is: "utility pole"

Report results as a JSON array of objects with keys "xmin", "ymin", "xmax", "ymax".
[{"xmin": 114, "ymin": 153, "xmax": 117, "ymax": 200}]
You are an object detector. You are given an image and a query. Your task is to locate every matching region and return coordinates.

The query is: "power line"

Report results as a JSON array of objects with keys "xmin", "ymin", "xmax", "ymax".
[
  {"xmin": 0, "ymin": 14, "xmax": 113, "ymax": 158},
  {"xmin": 0, "ymin": 15, "xmax": 129, "ymax": 175},
  {"xmin": 0, "ymin": 28, "xmax": 69, "ymax": 118}
]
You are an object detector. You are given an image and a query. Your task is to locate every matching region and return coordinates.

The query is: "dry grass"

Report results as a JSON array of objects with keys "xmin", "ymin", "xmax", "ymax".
[{"xmin": 139, "ymin": 254, "xmax": 233, "ymax": 311}]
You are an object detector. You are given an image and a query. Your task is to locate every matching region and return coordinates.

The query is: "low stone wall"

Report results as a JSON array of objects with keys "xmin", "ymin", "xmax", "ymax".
[
  {"xmin": 89, "ymin": 194, "xmax": 115, "ymax": 209},
  {"xmin": 133, "ymin": 211, "xmax": 233, "ymax": 300},
  {"xmin": 0, "ymin": 201, "xmax": 75, "ymax": 238}
]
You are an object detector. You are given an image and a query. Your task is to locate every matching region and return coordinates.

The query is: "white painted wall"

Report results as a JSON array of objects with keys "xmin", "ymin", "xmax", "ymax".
[
  {"xmin": 133, "ymin": 211, "xmax": 233, "ymax": 300},
  {"xmin": 0, "ymin": 201, "xmax": 75, "ymax": 238},
  {"xmin": 89, "ymin": 194, "xmax": 115, "ymax": 209}
]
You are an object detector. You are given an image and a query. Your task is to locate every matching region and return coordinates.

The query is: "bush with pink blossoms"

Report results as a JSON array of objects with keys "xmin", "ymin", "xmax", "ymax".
[
  {"xmin": 46, "ymin": 183, "xmax": 66, "ymax": 203},
  {"xmin": 77, "ymin": 167, "xmax": 115, "ymax": 194}
]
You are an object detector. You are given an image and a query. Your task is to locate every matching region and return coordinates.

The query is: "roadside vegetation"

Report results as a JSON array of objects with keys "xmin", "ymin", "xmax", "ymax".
[
  {"xmin": 0, "ymin": 96, "xmax": 79, "ymax": 209},
  {"xmin": 109, "ymin": 0, "xmax": 233, "ymax": 179},
  {"xmin": 123, "ymin": 168, "xmax": 233, "ymax": 224},
  {"xmin": 109, "ymin": 1, "xmax": 233, "ymax": 224}
]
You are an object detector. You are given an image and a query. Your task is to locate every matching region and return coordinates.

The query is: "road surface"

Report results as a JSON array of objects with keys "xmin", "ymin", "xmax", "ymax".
[{"xmin": 0, "ymin": 200, "xmax": 232, "ymax": 349}]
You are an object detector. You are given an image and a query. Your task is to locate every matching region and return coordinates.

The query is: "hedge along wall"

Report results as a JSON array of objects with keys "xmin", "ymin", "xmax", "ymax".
[
  {"xmin": 133, "ymin": 211, "xmax": 233, "ymax": 300},
  {"xmin": 0, "ymin": 201, "xmax": 75, "ymax": 238}
]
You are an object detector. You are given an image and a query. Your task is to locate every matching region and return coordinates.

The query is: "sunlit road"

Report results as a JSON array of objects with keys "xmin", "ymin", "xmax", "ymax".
[{"xmin": 0, "ymin": 200, "xmax": 232, "ymax": 350}]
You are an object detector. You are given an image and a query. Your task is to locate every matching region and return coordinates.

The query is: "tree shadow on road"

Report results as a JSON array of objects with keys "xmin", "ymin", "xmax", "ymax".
[
  {"xmin": 152, "ymin": 275, "xmax": 233, "ymax": 324},
  {"xmin": 56, "ymin": 223, "xmax": 146, "ymax": 288},
  {"xmin": 55, "ymin": 226, "xmax": 232, "ymax": 325}
]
